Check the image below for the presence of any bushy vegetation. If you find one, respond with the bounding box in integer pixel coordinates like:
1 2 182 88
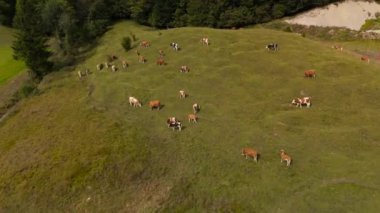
361 18 380 31
121 36 132 51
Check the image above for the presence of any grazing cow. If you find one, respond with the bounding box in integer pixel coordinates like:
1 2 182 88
291 97 311 108
304 70 316 78
179 90 186 99
280 149 292 167
241 148 258 163
179 65 190 73
156 58 165 65
129 96 142 107
170 42 179 51
192 103 200 114
140 40 150 48
135 50 141 56
139 55 146 63
188 114 198 123
361 56 370 63
122 60 128 69
167 120 182 131
96 64 104 71
105 62 111 69
111 65 117 72
266 43 278 51
167 117 177 127
78 69 89 79
331 45 343 51
200 37 209 46
112 55 118 60
149 100 161 110
159 49 165 57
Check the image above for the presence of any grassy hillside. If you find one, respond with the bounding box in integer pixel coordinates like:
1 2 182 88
0 25 25 84
0 21 380 212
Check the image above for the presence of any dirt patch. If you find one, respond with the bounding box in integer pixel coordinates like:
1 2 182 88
285 0 380 30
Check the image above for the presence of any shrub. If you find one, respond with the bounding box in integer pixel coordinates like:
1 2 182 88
129 32 137 42
17 82 36 98
122 36 132 52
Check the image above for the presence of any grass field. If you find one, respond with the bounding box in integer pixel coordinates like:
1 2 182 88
0 26 25 84
0 21 380 212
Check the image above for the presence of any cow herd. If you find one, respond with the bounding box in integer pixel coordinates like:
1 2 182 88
78 34 373 168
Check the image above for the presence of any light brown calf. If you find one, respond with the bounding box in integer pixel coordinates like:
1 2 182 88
361 56 370 63
280 149 292 167
140 40 150 48
188 114 198 123
156 58 165 65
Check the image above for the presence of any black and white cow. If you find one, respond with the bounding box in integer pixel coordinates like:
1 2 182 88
167 118 182 131
266 43 279 51
170 42 179 51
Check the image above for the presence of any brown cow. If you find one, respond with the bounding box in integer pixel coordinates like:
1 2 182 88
361 56 370 63
149 100 161 110
188 114 198 123
304 70 316 78
156 58 165 65
280 149 292 167
140 40 150 48
241 148 258 162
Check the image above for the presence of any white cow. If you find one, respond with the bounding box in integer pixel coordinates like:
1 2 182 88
192 103 200 114
111 65 117 72
179 90 186 99
129 96 142 107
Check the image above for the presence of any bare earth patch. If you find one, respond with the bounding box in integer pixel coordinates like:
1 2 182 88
285 0 380 30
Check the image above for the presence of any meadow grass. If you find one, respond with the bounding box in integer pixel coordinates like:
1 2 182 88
0 25 25 84
0 21 380 212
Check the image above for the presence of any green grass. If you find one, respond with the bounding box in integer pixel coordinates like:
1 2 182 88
0 26 25 84
0 21 380 212
361 18 380 31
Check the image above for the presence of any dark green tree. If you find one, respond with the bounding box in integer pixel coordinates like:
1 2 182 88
12 0 53 79
121 36 132 51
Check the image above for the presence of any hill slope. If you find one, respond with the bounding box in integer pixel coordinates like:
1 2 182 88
0 21 380 212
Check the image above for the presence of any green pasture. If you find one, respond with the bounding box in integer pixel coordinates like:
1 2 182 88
0 21 379 212
0 26 25 84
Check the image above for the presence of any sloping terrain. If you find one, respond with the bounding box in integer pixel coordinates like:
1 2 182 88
0 21 380 212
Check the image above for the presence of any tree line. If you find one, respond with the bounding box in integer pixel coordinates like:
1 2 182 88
2 0 342 78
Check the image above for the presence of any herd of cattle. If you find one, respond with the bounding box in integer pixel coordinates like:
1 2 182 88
77 35 373 167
